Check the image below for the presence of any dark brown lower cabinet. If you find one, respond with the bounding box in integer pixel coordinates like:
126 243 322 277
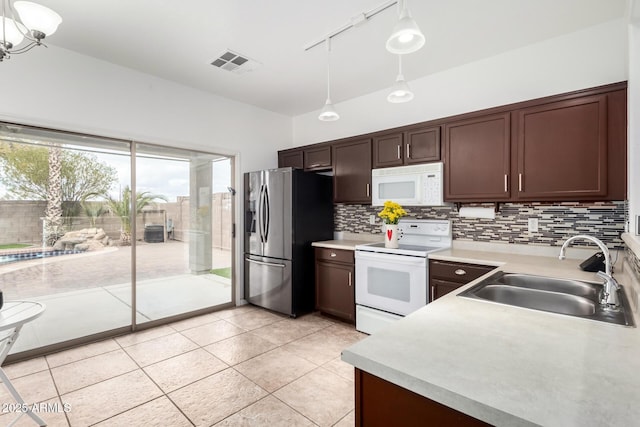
355 369 490 426
315 248 355 322
429 260 495 301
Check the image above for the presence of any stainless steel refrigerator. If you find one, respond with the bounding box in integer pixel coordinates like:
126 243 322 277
244 167 333 317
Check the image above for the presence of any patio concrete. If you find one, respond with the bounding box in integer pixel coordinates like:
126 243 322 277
0 240 233 354
11 274 232 354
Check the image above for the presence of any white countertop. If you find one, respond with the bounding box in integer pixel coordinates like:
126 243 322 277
312 239 371 251
342 246 640 426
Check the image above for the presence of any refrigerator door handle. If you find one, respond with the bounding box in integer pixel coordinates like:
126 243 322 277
245 257 286 268
258 184 266 243
264 185 270 242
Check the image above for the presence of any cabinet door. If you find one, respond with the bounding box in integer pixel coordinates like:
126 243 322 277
444 113 511 202
333 138 372 204
405 126 440 164
304 145 332 171
430 278 463 301
278 150 303 169
514 95 608 200
373 133 404 168
316 261 355 322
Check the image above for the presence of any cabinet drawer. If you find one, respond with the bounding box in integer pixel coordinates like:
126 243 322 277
315 247 354 264
429 260 494 283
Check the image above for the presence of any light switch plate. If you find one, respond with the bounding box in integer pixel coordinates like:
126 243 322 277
528 218 539 233
369 215 376 225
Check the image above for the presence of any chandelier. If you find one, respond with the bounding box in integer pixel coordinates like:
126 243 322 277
0 0 62 62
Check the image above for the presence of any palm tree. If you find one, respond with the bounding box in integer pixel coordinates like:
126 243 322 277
44 145 63 246
106 186 167 244
82 201 108 228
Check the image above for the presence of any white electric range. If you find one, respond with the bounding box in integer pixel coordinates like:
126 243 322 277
354 219 452 335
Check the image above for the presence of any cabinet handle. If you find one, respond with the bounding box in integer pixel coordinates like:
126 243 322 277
330 252 337 257
407 143 411 159
519 173 523 192
454 269 466 276
504 174 508 193
430 286 435 302
348 272 352 287
397 145 401 160
309 163 321 168
366 183 370 197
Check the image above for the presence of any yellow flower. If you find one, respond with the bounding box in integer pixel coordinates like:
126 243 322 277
377 200 407 225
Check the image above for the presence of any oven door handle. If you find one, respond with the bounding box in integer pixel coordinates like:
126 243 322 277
355 250 427 266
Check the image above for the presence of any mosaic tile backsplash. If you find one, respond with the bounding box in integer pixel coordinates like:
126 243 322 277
335 201 627 249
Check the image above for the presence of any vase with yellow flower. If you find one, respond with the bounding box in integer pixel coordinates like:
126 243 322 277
378 200 407 248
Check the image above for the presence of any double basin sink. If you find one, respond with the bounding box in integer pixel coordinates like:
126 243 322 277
458 271 634 327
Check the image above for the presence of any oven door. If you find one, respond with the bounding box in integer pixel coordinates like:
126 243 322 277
355 250 427 316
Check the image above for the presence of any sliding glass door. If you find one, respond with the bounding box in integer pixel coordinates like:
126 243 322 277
0 124 133 353
0 122 234 356
133 143 233 326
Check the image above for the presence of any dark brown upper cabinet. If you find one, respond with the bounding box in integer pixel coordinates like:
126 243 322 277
373 133 404 168
332 138 372 204
303 144 332 171
372 126 440 169
278 149 303 169
513 95 608 201
405 126 441 164
444 113 511 202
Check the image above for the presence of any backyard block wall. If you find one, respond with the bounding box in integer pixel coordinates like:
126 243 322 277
0 194 232 249
0 201 47 245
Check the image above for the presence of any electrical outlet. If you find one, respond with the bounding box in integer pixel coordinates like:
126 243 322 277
528 218 539 233
369 215 376 225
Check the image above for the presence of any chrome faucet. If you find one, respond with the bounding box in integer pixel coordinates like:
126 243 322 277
558 235 620 308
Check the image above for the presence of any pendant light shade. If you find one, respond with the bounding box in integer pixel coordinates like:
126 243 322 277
388 55 414 103
318 37 340 121
319 99 340 121
386 0 425 54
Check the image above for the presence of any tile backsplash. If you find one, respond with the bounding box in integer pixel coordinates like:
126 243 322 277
334 201 626 249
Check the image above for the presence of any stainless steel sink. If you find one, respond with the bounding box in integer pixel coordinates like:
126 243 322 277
458 271 635 326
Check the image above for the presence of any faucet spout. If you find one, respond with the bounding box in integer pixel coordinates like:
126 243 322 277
558 235 611 276
558 235 618 308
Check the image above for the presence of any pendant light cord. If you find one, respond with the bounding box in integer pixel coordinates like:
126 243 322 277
326 37 332 100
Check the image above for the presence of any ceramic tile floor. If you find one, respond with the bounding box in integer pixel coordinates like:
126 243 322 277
0 305 366 427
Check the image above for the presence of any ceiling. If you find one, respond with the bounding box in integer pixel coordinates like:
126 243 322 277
35 0 627 117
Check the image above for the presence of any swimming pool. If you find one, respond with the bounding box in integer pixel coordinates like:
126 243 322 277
0 249 86 266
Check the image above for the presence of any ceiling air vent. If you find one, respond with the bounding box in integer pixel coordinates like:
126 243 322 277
210 50 261 74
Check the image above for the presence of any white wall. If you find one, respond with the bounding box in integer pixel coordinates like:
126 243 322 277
629 11 640 235
292 19 628 146
0 45 293 306
0 45 290 173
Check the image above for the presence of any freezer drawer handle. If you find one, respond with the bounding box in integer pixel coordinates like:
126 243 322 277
245 258 286 268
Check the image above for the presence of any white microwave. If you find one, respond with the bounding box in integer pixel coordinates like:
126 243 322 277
371 162 443 206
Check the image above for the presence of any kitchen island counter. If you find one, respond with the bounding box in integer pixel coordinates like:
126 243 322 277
342 245 640 426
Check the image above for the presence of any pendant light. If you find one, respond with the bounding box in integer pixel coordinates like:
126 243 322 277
387 55 414 103
318 37 339 121
386 0 425 54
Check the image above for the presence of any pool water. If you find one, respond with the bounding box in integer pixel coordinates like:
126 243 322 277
0 249 85 266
